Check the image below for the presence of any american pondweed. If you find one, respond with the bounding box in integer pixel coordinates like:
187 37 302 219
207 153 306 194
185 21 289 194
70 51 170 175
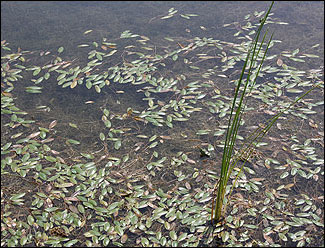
2 2 323 247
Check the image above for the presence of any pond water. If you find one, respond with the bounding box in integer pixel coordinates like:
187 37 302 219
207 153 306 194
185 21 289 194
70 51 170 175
1 1 324 247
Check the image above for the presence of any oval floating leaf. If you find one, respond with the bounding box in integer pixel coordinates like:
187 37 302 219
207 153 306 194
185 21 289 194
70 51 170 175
170 230 177 240
114 140 121 150
67 139 80 145
58 46 64 53
84 29 93 35
99 132 105 141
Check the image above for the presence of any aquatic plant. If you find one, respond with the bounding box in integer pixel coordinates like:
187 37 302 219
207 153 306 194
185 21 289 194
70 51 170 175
211 1 322 225
211 1 275 225
1 2 324 247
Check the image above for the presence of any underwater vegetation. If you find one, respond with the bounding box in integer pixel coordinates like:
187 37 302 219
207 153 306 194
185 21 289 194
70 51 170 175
1 1 324 247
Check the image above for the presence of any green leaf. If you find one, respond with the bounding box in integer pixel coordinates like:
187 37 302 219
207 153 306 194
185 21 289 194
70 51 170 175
279 232 287 241
104 120 111 128
86 81 92 89
58 46 64 53
33 68 41 76
64 240 79 247
178 232 187 242
69 123 78 129
149 135 157 142
10 193 26 201
103 109 110 116
289 57 305 62
45 156 56 162
114 140 121 150
115 225 124 236
67 139 80 145
149 141 158 148
141 237 149 246
44 72 50 80
80 152 94 159
164 37 174 42
84 29 93 35
180 14 190 19
222 231 230 242
99 132 105 141
170 230 177 240
95 85 101 93
27 215 35 225
20 236 28 246
2 142 12 150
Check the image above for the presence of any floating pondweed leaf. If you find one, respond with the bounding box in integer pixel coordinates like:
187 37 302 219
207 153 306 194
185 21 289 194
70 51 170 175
45 155 56 162
288 57 305 62
149 135 157 142
106 49 117 57
70 79 77 89
66 139 80 145
10 192 26 201
84 29 93 35
63 81 73 88
27 131 40 139
25 86 42 93
48 120 58 129
278 232 288 241
196 129 210 135
114 140 121 150
92 41 99 48
58 47 64 53
302 53 320 58
99 132 105 141
286 88 303 93
55 182 74 188
95 85 101 93
1 7 323 246
276 58 283 66
78 44 90 48
86 81 92 89
69 122 78 129
160 14 174 19
32 67 41 76
255 142 268 147
120 234 128 243
169 230 177 241
243 224 258 230
57 73 67 81
2 142 12 151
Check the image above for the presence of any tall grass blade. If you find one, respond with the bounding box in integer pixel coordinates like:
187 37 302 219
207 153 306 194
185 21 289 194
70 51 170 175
211 1 274 225
211 0 322 226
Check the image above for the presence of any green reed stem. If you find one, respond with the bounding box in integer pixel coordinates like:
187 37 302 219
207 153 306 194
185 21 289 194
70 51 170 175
211 1 274 225
211 0 323 225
